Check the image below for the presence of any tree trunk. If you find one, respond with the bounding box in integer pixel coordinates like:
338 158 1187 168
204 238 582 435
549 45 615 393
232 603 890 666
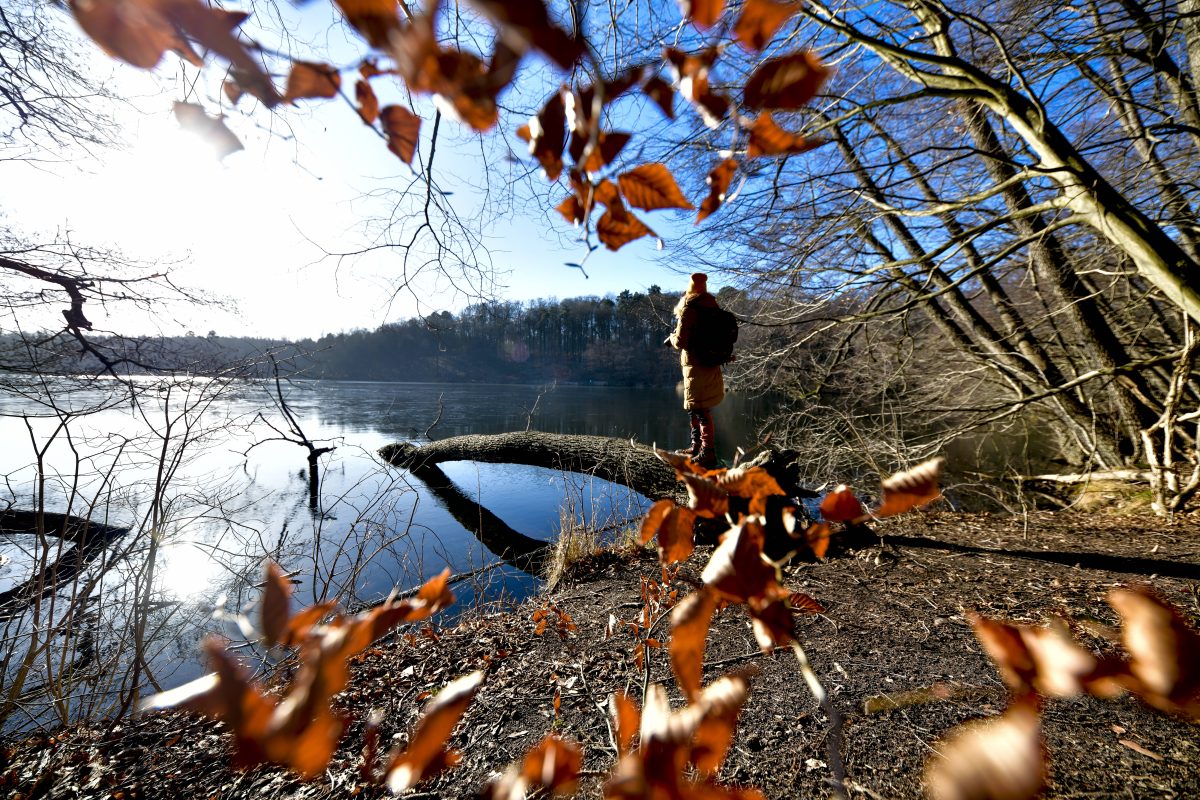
379 432 684 503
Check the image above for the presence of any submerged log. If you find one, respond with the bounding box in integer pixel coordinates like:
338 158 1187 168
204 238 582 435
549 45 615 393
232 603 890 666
380 432 682 502
0 510 128 614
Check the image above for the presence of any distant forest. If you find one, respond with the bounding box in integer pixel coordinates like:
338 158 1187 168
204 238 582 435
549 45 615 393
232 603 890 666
295 288 688 385
6 287 733 386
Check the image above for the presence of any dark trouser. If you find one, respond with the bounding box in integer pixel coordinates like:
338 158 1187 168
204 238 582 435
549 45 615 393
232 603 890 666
688 408 716 465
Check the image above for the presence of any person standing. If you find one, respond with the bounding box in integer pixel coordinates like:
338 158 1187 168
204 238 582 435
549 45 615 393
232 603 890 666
666 272 725 469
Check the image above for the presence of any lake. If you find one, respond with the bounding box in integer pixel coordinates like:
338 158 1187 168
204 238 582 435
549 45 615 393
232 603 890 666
0 378 770 730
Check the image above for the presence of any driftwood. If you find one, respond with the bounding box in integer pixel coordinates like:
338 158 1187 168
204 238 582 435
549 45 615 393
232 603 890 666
380 432 683 502
0 510 128 614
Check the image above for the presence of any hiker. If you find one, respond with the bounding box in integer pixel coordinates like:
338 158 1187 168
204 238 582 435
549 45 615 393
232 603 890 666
665 272 730 469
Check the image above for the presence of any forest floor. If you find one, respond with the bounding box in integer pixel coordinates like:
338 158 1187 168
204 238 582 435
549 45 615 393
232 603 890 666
4 510 1200 799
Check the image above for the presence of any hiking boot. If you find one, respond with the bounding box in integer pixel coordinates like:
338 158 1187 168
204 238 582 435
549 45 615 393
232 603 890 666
674 424 702 458
691 448 718 470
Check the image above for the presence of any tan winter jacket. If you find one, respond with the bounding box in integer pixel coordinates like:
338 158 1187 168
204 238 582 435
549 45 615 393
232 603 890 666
669 292 726 410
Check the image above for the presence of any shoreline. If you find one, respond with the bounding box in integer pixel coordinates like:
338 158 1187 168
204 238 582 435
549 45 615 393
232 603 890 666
4 510 1199 799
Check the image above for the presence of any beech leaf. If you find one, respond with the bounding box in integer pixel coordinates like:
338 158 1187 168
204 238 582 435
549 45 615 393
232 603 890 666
743 50 830 110
596 207 655 251
618 164 695 211
679 0 725 30
333 0 402 49
518 91 567 181
284 61 341 103
1108 586 1200 719
469 0 583 70
819 485 863 523
261 562 292 648
697 158 738 223
381 105 422 165
356 79 380 125
876 457 945 517
670 588 718 700
924 700 1046 800
173 102 243 160
384 671 485 792
746 112 825 158
641 75 676 120
734 0 799 52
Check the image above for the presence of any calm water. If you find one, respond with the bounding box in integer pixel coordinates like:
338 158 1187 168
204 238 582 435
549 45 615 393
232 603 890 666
0 379 769 721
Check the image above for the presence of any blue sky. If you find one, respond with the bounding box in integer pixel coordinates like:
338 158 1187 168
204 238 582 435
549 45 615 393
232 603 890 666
4 1 700 340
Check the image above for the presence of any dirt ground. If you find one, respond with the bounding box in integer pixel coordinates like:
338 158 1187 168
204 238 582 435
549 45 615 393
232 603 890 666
4 510 1199 799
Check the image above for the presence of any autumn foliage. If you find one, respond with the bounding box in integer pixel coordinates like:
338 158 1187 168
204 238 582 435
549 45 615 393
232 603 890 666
69 0 830 253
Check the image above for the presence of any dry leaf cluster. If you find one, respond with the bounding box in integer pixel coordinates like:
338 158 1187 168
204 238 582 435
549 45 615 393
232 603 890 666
69 0 829 250
926 586 1200 800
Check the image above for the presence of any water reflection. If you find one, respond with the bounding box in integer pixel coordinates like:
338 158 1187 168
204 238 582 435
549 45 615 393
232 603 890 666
0 379 767 730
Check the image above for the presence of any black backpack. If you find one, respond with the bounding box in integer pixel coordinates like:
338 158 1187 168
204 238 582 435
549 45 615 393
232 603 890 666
686 304 739 367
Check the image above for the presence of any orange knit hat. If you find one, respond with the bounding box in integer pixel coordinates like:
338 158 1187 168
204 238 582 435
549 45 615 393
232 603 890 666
688 272 708 294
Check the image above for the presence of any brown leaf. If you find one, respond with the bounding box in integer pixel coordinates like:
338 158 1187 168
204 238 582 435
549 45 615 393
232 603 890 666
173 102 243 160
70 0 192 70
359 58 393 80
556 194 585 225
924 700 1046 800
571 131 632 173
734 0 799 51
664 46 727 128
610 691 640 756
520 735 582 794
618 164 695 211
384 671 485 792
805 521 832 559
690 673 750 775
746 112 825 158
261 562 292 648
333 0 402 49
517 91 567 181
670 588 718 700
1118 739 1163 760
697 158 738 223
280 601 339 648
749 597 794 652
381 105 422 164
470 0 583 69
876 457 945 517
356 79 380 125
641 75 676 120
596 207 655 252
681 472 730 519
657 505 698 564
700 520 780 604
716 466 785 516
284 61 341 103
679 0 725 30
743 50 830 110
640 499 677 546
788 591 825 614
969 613 1124 700
1108 586 1200 720
575 68 645 125
819 485 863 523
222 79 243 105
165 2 280 106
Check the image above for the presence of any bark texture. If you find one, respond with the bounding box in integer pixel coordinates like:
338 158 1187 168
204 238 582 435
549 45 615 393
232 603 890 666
379 432 684 504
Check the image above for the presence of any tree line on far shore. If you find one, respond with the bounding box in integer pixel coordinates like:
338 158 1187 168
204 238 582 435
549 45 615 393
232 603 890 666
2 286 736 387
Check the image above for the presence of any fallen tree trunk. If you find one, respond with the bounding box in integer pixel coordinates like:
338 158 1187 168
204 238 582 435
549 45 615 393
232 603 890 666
0 510 128 614
379 432 682 502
